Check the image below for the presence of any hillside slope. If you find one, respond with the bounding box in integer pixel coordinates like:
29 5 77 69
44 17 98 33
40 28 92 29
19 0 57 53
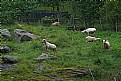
1 24 121 81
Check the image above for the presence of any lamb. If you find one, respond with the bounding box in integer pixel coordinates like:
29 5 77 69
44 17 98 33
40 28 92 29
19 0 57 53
82 28 96 35
103 40 110 49
43 39 57 53
85 36 100 42
51 22 60 26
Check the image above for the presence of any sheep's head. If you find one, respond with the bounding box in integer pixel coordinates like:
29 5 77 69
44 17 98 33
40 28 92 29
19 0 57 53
42 39 46 43
95 38 101 41
103 40 107 43
81 30 86 33
103 40 110 49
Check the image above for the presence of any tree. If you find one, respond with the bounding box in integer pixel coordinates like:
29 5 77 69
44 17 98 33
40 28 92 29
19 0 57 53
99 0 121 31
38 0 64 12
1 0 38 24
71 0 104 27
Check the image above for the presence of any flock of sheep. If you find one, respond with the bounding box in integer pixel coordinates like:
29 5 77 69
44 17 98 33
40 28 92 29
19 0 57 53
42 22 110 53
82 28 110 49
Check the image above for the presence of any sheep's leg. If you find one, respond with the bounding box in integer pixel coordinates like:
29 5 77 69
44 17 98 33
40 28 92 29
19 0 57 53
86 40 88 43
88 32 90 35
45 47 48 54
53 49 56 54
51 48 55 53
55 48 57 53
94 31 96 35
53 49 55 54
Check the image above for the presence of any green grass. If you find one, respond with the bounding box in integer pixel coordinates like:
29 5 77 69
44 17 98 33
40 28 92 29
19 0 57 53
1 24 121 81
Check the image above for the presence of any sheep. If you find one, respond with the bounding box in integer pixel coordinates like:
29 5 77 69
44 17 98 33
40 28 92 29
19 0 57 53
85 36 100 42
82 28 96 35
43 39 57 53
103 40 110 49
51 22 60 26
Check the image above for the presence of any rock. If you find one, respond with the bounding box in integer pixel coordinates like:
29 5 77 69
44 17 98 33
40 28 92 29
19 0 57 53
14 29 37 42
69 69 86 78
34 53 56 61
0 29 11 37
2 55 18 64
44 68 86 80
61 69 86 78
0 46 10 53
34 63 47 73
0 63 17 69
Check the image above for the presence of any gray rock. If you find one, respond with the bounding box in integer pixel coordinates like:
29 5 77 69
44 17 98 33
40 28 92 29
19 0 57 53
44 68 86 80
2 55 18 63
34 53 56 61
14 29 37 42
0 46 10 53
0 29 11 37
0 63 17 69
34 63 47 73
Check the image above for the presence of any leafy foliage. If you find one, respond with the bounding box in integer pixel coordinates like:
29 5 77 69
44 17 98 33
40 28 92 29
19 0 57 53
99 0 121 31
71 1 104 27
1 1 39 24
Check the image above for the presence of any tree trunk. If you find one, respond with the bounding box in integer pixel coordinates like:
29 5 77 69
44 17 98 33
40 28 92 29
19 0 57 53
99 18 103 31
56 1 60 12
52 6 55 12
115 19 118 32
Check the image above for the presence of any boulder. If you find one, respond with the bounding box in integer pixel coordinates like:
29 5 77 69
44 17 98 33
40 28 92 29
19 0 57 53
34 53 56 61
2 55 18 64
0 63 17 69
0 46 10 53
14 29 37 42
0 29 11 37
34 63 47 73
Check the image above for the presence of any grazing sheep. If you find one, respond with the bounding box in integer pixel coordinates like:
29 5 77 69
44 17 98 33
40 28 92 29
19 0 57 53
82 28 96 35
85 36 100 42
103 40 110 49
43 39 57 53
51 22 60 26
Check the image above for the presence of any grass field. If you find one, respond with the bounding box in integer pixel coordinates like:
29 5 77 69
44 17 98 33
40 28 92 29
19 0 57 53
1 24 121 81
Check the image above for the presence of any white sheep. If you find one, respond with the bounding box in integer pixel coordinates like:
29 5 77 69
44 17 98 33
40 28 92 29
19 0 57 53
51 22 60 26
82 28 96 35
85 36 100 42
43 39 57 53
103 40 110 49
